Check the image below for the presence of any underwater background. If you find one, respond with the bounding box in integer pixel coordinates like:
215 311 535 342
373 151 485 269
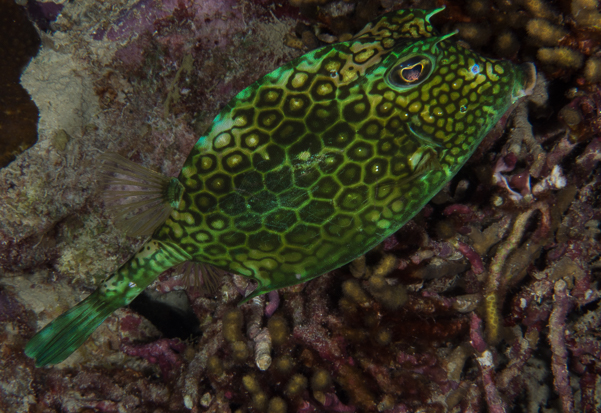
1 0 600 412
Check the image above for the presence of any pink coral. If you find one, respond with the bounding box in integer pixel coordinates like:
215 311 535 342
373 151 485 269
121 338 186 379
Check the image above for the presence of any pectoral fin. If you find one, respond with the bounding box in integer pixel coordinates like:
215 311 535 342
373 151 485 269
99 153 184 236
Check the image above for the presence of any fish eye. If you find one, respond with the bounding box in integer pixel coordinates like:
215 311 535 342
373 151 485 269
386 55 433 89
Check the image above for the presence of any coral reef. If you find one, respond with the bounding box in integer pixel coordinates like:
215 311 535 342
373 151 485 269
1 0 601 412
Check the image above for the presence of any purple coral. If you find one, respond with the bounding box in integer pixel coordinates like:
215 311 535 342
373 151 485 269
121 338 186 379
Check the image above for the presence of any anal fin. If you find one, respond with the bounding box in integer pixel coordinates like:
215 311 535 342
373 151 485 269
178 261 225 295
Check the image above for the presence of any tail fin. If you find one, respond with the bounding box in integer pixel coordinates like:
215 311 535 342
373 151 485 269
25 239 189 366
24 290 121 367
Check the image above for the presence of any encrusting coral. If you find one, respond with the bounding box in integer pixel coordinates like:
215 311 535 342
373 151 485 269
1 0 601 412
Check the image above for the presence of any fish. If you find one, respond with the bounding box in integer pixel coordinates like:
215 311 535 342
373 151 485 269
25 7 535 367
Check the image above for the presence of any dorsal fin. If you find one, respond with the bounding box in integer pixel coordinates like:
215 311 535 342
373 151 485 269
99 153 184 237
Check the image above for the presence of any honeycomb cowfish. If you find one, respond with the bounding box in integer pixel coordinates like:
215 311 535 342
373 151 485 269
25 8 535 366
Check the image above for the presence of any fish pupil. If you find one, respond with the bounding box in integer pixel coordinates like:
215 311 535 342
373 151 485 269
387 55 432 88
401 64 423 82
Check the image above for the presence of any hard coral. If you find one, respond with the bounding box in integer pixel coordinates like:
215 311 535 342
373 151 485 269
435 0 601 83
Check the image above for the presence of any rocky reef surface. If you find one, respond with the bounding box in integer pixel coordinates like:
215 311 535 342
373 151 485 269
1 0 600 412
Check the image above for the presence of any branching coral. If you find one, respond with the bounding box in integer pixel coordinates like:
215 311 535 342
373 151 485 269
549 280 574 413
439 0 601 83
484 201 550 344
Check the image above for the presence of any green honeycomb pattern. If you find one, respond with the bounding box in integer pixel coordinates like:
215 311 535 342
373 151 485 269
154 9 529 299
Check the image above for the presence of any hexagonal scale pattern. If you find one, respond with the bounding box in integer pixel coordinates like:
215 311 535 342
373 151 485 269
153 8 527 298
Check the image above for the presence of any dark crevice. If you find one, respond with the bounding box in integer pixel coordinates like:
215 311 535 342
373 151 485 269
129 289 202 340
0 0 41 168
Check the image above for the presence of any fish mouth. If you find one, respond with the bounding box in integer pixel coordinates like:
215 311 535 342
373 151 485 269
516 62 537 98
